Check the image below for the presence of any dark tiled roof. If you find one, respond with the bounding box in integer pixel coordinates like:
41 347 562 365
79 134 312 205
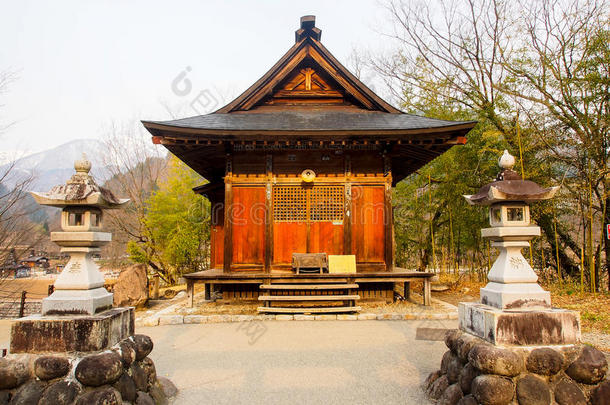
143 111 475 133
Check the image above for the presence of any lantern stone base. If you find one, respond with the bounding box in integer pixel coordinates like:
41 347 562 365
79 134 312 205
10 307 134 353
480 282 551 310
42 287 113 316
458 302 580 346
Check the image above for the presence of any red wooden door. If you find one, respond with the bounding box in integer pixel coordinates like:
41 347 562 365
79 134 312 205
231 186 266 268
351 185 385 267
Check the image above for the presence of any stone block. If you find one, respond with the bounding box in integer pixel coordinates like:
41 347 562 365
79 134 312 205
294 315 315 321
275 315 293 321
158 315 183 325
183 315 208 324
10 307 134 353
336 314 357 321
458 302 580 346
207 314 231 323
314 315 336 321
357 313 377 320
142 317 159 327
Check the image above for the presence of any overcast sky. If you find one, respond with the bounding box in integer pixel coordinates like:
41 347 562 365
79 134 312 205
0 0 392 156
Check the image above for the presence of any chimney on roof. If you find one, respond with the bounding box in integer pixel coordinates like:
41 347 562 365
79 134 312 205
295 15 322 43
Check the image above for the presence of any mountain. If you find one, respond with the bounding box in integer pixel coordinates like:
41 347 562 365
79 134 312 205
0 139 111 192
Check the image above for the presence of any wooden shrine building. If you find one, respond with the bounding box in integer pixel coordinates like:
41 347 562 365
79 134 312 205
142 16 475 312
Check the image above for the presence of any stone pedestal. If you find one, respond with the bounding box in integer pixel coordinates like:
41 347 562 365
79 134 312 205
459 302 580 346
10 307 134 353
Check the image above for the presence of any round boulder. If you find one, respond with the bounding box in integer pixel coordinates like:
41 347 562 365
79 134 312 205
424 370 443 390
39 381 81 405
75 387 122 405
565 346 608 384
75 351 123 387
446 356 464 384
10 380 46 405
471 375 515 405
428 375 450 400
457 395 478 405
0 358 29 390
113 372 137 402
112 263 148 308
117 339 137 367
469 344 524 377
136 391 155 405
441 351 456 374
34 356 71 380
516 375 551 405
158 376 178 398
140 357 157 386
131 363 149 392
526 348 564 376
445 330 462 354
458 363 479 395
132 335 154 361
456 334 478 363
590 380 610 405
438 383 463 405
553 378 586 405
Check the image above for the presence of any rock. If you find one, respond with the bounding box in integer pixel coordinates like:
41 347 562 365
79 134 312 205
75 351 124 387
590 380 610 405
456 334 478 362
441 351 455 374
445 330 462 353
424 370 443 390
157 377 178 398
0 358 29 390
438 383 463 405
526 348 564 376
149 383 168 405
457 395 478 405
471 375 515 405
112 263 148 308
9 380 46 405
117 339 137 367
428 375 450 400
34 356 71 380
458 363 479 395
130 363 149 392
75 387 122 405
446 356 463 384
132 335 154 361
113 373 137 402
0 391 9 405
140 357 157 389
565 345 608 384
39 381 81 405
515 375 551 405
553 378 587 405
174 291 187 299
135 391 154 405
469 344 524 377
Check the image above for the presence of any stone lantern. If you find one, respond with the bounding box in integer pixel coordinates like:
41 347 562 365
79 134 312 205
460 150 580 346
30 154 129 315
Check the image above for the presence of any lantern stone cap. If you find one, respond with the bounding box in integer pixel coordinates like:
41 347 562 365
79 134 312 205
30 153 129 208
464 150 559 206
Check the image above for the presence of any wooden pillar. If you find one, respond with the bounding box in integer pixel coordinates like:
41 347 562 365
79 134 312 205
186 280 194 308
383 154 394 271
264 154 273 272
403 281 411 300
423 278 431 306
223 155 233 273
343 154 352 255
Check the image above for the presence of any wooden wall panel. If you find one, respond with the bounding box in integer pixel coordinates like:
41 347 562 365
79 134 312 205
210 202 224 268
351 185 386 267
231 186 266 268
273 222 308 264
309 222 343 255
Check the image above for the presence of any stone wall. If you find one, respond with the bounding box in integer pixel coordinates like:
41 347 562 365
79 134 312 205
424 329 609 405
0 334 177 405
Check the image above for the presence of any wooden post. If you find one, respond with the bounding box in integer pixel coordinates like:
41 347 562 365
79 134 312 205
264 154 273 272
204 283 212 301
152 273 159 300
384 155 393 270
186 280 194 308
19 291 26 318
403 282 411 300
344 155 352 255
223 155 233 273
422 279 431 306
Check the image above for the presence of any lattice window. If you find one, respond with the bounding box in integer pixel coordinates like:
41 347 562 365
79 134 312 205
273 186 344 222
273 186 307 222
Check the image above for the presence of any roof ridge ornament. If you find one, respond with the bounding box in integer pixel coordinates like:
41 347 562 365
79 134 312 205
295 15 321 43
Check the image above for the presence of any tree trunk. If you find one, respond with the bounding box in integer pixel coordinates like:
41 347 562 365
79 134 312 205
605 195 610 291
536 212 580 276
